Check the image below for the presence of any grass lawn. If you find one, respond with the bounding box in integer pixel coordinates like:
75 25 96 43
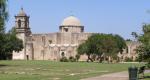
144 73 150 80
0 60 144 80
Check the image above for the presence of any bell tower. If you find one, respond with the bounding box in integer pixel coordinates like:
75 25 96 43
13 8 32 60
15 8 31 36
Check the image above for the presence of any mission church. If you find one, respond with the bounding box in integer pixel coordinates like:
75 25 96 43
12 8 139 61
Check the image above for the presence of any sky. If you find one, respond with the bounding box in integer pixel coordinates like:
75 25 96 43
6 0 150 39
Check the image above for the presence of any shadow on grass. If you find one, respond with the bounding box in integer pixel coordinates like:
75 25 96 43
138 76 150 80
144 76 150 79
0 64 8 67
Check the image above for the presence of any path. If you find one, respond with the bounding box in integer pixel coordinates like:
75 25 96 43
81 70 150 80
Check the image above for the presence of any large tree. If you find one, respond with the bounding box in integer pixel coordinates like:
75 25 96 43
77 34 104 62
77 33 126 62
0 0 8 57
98 34 126 62
0 0 23 60
135 24 150 62
114 35 127 54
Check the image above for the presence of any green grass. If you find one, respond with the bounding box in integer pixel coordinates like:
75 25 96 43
0 60 144 80
144 73 150 80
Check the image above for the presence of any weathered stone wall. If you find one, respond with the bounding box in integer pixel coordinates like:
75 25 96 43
13 33 26 60
28 32 93 60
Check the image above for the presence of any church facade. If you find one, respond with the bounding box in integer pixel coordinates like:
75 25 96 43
12 8 139 61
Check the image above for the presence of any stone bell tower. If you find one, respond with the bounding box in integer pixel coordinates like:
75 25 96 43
13 8 32 60
15 8 31 36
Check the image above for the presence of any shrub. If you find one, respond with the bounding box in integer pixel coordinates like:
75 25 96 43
60 57 68 62
146 61 150 68
69 56 76 62
75 54 80 61
124 57 133 62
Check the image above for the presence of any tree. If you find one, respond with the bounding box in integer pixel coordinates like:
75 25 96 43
98 34 125 62
6 27 23 52
0 0 8 33
0 0 23 60
75 54 80 61
0 27 23 59
131 32 138 40
77 33 126 62
77 42 93 62
0 0 8 58
114 34 127 54
135 24 150 62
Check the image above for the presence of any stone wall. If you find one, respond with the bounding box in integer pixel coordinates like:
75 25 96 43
27 32 93 60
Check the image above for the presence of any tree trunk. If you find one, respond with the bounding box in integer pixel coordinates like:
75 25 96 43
97 55 102 63
108 56 110 63
87 55 93 62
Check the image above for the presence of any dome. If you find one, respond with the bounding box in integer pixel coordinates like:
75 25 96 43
61 16 82 26
17 8 27 16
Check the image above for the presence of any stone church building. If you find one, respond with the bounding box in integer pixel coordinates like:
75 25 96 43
12 8 139 61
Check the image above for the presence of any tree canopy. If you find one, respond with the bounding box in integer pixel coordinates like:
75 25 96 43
0 0 23 60
0 0 8 32
135 24 150 62
77 33 127 62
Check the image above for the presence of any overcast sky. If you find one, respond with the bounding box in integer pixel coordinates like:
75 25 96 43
6 0 150 39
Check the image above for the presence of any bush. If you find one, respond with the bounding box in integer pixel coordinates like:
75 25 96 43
60 56 77 62
60 57 68 62
146 61 150 68
69 56 76 62
75 54 80 61
124 57 133 62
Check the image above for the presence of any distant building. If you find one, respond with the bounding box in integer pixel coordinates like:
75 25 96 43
12 8 140 61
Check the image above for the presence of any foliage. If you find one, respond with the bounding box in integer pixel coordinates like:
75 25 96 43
0 0 8 54
6 27 23 52
124 57 133 62
77 42 88 55
114 35 127 54
146 61 150 68
77 33 126 62
0 27 23 59
75 54 80 61
0 0 23 59
0 0 8 34
60 57 68 62
60 56 77 62
0 0 8 59
126 39 132 41
69 56 76 62
131 32 138 40
134 24 150 62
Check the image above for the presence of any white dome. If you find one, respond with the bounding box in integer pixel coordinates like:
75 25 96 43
61 16 82 26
